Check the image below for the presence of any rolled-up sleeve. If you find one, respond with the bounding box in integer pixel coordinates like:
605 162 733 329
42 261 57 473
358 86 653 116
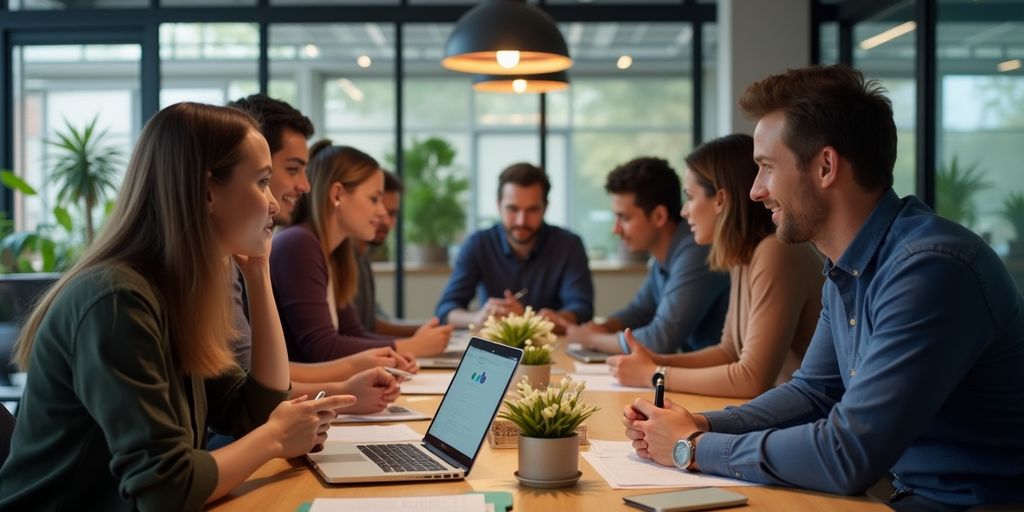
628 244 728 353
204 365 289 439
71 291 218 512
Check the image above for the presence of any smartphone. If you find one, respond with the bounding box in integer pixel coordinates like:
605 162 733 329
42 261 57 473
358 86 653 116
566 346 610 363
623 488 748 512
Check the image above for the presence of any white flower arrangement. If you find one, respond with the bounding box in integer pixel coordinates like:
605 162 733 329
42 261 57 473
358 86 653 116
478 306 557 365
498 376 600 438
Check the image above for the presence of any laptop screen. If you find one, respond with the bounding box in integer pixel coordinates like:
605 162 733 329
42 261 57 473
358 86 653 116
423 338 522 469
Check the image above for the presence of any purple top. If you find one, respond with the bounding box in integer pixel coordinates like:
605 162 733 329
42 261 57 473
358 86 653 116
270 224 395 363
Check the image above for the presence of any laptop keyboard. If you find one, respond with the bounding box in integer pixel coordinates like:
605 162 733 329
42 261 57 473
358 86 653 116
356 443 447 473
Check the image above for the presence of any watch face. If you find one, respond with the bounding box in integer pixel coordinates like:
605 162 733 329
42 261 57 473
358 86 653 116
672 439 693 469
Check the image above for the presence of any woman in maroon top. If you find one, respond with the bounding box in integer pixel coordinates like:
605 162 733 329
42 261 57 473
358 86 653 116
270 142 453 362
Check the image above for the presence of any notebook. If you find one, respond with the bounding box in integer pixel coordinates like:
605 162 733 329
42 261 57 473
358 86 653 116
307 337 522 484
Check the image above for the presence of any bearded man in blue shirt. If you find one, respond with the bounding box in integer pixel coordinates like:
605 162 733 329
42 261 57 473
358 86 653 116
623 64 1024 511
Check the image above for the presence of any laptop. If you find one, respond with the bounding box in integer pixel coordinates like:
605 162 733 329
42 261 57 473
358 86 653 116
417 329 473 369
308 336 522 484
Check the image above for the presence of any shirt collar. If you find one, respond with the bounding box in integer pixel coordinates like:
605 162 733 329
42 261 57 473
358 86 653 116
655 222 691 275
827 188 903 278
499 222 550 259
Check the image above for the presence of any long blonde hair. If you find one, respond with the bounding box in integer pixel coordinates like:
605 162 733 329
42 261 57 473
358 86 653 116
15 102 258 377
292 142 380 307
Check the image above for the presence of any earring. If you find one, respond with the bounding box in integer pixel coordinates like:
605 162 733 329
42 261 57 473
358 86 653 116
334 200 340 207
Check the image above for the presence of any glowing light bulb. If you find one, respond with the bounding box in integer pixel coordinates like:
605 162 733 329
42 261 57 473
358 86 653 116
512 79 528 93
616 55 633 70
357 55 372 68
496 50 521 69
302 44 320 59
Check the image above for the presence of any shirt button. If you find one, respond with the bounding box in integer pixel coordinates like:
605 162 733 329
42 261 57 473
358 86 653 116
829 270 837 277
850 368 857 377
849 318 856 327
734 472 742 478
852 269 860 276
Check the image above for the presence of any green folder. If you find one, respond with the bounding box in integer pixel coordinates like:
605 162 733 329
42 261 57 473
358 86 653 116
296 491 513 511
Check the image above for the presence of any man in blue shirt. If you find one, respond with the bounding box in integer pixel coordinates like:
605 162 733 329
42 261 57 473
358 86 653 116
435 163 594 329
567 157 729 353
623 65 1024 510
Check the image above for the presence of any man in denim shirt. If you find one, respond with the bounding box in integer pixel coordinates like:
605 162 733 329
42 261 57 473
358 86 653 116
623 65 1024 510
567 157 729 354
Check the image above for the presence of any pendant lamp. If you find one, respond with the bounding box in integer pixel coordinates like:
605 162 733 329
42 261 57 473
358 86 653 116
443 0 572 75
472 71 569 93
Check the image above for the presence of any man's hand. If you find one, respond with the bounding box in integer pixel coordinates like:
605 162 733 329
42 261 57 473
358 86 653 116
625 398 704 467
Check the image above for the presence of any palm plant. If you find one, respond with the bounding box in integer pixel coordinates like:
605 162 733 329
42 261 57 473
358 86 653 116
1001 191 1024 248
48 116 122 243
935 156 990 228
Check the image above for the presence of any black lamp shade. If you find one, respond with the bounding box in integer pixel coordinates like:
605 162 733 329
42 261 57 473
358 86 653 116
472 71 569 93
443 0 572 75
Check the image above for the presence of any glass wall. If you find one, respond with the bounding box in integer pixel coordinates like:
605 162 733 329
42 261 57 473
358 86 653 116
160 23 260 108
936 5 1024 289
11 43 140 242
548 22 695 261
852 0 917 197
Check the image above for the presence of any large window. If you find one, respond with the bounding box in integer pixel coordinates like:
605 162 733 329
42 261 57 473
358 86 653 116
936 11 1024 289
11 43 140 238
160 23 260 108
549 22 695 261
853 1 917 197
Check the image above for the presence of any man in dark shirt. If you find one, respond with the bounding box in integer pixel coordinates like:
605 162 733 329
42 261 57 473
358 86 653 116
435 163 594 329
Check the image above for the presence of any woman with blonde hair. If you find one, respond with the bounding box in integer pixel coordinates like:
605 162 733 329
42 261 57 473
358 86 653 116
0 103 352 510
609 134 823 398
271 141 452 362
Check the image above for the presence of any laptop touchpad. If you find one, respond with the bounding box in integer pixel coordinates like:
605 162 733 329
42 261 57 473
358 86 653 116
317 453 367 463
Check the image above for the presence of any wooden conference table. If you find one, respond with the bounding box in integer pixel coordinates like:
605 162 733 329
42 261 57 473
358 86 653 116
208 345 887 512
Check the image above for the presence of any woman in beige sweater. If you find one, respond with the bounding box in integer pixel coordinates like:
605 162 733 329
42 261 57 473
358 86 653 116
608 134 823 398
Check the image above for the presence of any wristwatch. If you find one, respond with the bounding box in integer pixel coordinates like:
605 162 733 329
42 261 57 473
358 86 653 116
672 431 704 470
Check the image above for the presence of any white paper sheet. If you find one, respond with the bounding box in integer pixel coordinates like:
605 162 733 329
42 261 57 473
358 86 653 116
567 373 650 392
573 362 612 375
310 494 486 512
583 439 759 489
325 423 422 443
332 404 430 424
400 372 455 395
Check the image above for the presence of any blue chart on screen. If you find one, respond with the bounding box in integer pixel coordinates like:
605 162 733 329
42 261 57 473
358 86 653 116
427 346 517 457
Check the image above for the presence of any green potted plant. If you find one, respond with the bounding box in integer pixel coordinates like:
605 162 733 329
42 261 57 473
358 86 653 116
1001 191 1024 258
936 156 990 228
478 306 557 388
498 376 599 488
48 115 122 243
386 137 468 264
0 171 77 274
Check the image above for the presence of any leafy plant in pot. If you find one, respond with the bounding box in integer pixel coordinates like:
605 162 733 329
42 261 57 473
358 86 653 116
385 137 468 264
478 306 557 389
499 376 599 488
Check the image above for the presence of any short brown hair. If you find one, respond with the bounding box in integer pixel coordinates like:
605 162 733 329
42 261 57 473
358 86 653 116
497 163 550 204
605 157 683 224
685 134 774 270
739 65 896 191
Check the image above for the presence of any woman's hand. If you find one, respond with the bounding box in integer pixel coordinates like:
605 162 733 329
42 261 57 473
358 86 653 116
345 347 420 375
396 317 454 357
262 394 355 458
335 367 401 414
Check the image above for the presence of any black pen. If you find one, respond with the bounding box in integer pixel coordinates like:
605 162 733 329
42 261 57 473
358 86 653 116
653 372 665 408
